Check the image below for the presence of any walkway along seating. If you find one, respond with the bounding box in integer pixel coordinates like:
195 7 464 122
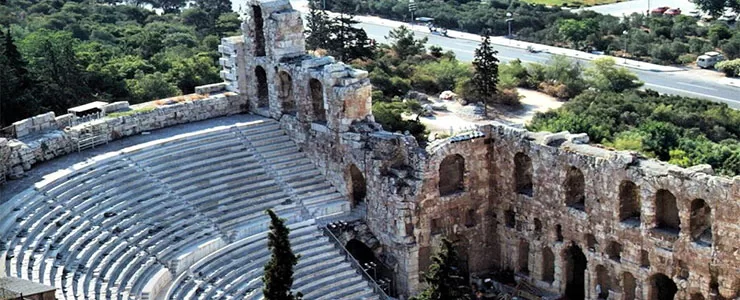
0 117 371 300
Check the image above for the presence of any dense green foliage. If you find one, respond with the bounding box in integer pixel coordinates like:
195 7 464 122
323 0 740 65
304 0 374 62
262 209 302 300
529 91 740 176
0 0 239 127
411 238 471 300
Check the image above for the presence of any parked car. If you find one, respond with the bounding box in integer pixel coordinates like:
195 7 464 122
718 12 737 22
651 6 670 15
696 51 725 69
665 8 682 15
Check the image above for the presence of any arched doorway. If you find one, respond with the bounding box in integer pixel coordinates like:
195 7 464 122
309 79 326 123
565 244 587 300
255 66 269 108
348 164 366 207
649 273 678 300
690 199 712 245
439 154 465 196
252 5 266 56
514 152 533 196
277 71 295 115
542 247 555 284
655 189 680 235
565 166 585 210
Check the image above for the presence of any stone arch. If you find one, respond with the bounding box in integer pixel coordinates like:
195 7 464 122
623 272 636 300
309 78 326 123
565 243 588 300
518 239 530 275
595 265 611 299
438 154 465 196
607 241 622 262
252 5 266 56
655 189 680 235
542 247 555 284
649 273 678 300
564 166 585 210
348 164 366 207
514 152 533 196
277 71 295 115
690 199 712 245
618 180 641 224
255 66 269 108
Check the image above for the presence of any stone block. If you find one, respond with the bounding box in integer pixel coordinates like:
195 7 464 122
302 56 334 69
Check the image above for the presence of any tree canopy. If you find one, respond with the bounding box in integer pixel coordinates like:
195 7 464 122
262 209 303 300
412 238 471 300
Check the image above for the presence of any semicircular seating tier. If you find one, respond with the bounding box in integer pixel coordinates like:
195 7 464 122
0 117 377 300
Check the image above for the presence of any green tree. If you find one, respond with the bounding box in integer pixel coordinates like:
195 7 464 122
126 71 179 102
694 0 739 17
329 0 374 61
472 31 501 115
639 121 681 161
412 238 471 300
1 29 37 126
305 0 332 51
584 57 643 92
262 209 302 300
558 19 597 50
386 25 427 60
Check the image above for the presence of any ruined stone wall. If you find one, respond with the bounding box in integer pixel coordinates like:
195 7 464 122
0 92 245 182
412 124 740 299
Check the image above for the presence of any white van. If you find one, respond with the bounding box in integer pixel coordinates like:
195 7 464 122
696 51 724 68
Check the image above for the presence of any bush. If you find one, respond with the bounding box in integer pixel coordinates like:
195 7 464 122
716 59 740 77
538 81 570 99
494 88 522 107
677 53 698 65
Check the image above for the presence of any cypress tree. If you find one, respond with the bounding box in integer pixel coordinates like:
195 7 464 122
412 238 471 300
262 209 302 300
305 0 331 51
472 30 500 118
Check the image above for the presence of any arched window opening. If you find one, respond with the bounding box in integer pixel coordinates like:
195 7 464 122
649 273 678 300
640 250 650 268
518 239 530 275
277 71 295 115
431 218 442 235
565 166 585 211
505 209 516 229
618 180 641 225
541 247 554 284
607 241 622 262
514 153 533 196
690 199 712 246
464 209 476 227
556 224 563 242
309 79 326 123
595 265 611 299
255 66 269 108
565 244 587 300
348 164 366 207
655 189 680 235
585 233 598 252
252 5 266 56
438 154 465 196
691 294 706 300
534 218 542 233
623 272 637 300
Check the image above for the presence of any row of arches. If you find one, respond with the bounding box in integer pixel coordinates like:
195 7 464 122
512 152 713 244
254 67 327 123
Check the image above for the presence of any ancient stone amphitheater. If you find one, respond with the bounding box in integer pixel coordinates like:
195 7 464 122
0 0 738 299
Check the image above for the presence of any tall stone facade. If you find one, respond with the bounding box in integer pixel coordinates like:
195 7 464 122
219 1 740 298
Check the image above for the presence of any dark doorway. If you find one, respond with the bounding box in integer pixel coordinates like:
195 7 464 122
255 66 268 108
349 164 366 206
277 71 295 115
438 154 465 196
252 5 266 56
565 244 587 300
345 239 395 297
309 79 326 123
650 273 678 300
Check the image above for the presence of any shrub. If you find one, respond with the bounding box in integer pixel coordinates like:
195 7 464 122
716 59 740 77
538 81 570 99
494 89 522 107
677 53 698 65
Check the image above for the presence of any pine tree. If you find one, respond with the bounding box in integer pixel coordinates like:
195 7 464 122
0 29 35 127
412 238 471 300
472 30 499 118
328 0 374 62
262 209 302 300
305 0 332 51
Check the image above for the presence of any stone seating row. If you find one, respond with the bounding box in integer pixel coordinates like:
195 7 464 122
0 117 356 299
167 219 378 300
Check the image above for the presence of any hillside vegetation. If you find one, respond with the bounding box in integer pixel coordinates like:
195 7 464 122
0 0 236 127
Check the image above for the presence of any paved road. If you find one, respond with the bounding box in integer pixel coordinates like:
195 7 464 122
360 22 740 108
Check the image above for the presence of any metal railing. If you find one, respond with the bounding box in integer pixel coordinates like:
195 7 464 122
320 225 392 300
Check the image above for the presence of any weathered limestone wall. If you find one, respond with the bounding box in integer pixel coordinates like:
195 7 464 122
0 92 245 182
414 124 740 299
